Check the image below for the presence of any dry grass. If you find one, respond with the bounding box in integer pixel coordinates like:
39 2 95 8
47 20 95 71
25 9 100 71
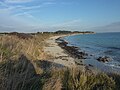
0 55 43 90
43 77 62 90
41 67 116 90
0 33 53 61
0 33 53 90
0 33 120 90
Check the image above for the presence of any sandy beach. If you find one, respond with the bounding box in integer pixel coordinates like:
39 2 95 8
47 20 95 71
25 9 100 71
44 35 86 71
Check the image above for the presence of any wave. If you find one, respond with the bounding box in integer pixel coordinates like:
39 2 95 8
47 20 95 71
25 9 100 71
105 63 120 68
107 47 120 50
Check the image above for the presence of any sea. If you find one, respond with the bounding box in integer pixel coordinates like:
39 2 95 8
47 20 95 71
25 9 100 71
64 32 120 73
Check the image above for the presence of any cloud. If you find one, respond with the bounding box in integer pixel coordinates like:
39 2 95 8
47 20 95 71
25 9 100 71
90 22 120 32
0 0 56 16
50 19 88 31
19 2 55 10
54 19 81 26
0 0 83 32
14 12 32 17
4 0 33 3
0 1 8 7
0 9 37 33
14 12 37 22
0 0 56 23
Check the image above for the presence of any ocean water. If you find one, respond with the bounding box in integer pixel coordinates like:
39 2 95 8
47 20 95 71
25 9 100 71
64 32 120 73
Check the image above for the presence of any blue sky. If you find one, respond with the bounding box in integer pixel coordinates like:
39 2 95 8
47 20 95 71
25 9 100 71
0 0 120 32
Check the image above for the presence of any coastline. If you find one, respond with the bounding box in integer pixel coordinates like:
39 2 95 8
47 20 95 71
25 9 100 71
1 32 119 89
44 35 77 68
44 34 97 73
59 33 120 74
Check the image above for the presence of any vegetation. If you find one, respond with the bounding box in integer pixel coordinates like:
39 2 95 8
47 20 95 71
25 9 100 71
0 32 119 90
54 30 94 34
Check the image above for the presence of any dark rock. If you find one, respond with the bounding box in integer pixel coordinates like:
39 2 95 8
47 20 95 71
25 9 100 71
90 54 93 56
97 56 111 62
56 37 88 60
88 64 94 67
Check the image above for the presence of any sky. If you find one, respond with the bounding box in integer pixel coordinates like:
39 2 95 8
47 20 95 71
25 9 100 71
0 0 120 32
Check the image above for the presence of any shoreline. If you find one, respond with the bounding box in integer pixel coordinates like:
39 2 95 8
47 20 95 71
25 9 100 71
55 35 99 72
44 35 77 68
44 33 120 74
1 32 120 90
59 33 120 74
44 34 98 73
55 37 88 60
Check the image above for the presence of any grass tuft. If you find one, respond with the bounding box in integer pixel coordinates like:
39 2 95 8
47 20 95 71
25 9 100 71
0 33 120 90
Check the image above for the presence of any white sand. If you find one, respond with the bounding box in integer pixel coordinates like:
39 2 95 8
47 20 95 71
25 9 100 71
44 36 75 68
44 35 85 69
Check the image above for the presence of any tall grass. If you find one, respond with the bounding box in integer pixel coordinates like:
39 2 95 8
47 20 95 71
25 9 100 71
48 68 115 90
0 33 52 90
0 33 52 61
0 33 120 90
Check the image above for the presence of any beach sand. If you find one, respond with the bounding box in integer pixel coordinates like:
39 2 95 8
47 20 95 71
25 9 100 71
44 35 85 70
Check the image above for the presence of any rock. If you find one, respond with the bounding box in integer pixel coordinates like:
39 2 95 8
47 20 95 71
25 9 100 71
90 54 94 56
89 64 94 67
97 56 111 62
56 37 88 59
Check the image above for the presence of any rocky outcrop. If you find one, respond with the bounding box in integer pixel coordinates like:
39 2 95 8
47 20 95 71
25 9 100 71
97 56 111 62
56 38 88 59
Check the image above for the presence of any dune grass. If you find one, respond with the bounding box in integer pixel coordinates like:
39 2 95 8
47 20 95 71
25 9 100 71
0 33 120 90
46 68 115 90
0 33 53 61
